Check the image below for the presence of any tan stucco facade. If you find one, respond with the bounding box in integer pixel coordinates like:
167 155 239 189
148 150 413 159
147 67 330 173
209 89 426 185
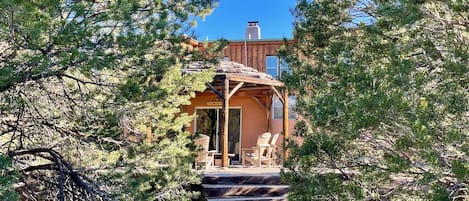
184 93 296 153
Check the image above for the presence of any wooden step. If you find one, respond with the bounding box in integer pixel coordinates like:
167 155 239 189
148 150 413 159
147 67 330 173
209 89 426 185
202 184 289 197
206 195 287 201
203 175 284 185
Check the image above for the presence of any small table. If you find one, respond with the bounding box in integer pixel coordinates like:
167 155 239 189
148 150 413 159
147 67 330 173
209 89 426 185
213 152 236 166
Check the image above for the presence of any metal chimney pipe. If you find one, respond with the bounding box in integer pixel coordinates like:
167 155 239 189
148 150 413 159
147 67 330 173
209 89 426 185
245 21 261 40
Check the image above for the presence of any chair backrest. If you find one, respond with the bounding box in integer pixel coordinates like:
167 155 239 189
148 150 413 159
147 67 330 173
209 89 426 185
256 132 271 157
234 142 240 155
194 134 210 162
267 133 280 158
257 132 271 144
270 133 279 146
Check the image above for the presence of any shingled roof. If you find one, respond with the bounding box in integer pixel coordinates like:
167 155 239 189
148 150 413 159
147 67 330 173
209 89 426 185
183 61 276 81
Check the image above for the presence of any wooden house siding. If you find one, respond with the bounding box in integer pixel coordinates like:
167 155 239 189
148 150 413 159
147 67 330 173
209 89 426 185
200 39 295 73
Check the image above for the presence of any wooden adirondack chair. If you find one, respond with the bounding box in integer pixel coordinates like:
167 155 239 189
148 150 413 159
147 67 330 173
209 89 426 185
241 132 272 167
194 134 214 169
268 133 280 166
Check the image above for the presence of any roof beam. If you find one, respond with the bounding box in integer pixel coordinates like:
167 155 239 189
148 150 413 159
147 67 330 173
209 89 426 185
228 82 244 99
206 82 223 99
252 96 267 112
271 86 284 104
225 74 284 87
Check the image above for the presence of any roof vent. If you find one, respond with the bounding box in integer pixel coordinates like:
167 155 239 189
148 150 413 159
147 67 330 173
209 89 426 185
245 21 261 40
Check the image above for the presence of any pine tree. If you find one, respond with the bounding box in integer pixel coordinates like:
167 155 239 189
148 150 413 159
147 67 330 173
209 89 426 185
282 0 468 200
0 0 218 200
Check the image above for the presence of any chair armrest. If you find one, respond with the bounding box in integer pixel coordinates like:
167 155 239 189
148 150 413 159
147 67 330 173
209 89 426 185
257 144 271 149
241 147 255 156
258 144 270 147
241 147 256 151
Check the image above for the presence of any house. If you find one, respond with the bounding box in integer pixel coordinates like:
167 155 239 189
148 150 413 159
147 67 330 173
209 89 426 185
183 22 297 168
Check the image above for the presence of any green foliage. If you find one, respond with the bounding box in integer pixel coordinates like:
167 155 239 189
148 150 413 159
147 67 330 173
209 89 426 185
0 155 18 201
283 0 469 200
112 134 201 200
451 160 469 181
0 0 219 200
430 185 451 201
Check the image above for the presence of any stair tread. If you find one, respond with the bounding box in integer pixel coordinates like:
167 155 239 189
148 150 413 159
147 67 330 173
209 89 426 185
207 195 287 201
203 175 285 185
201 175 290 199
203 186 289 197
202 184 289 188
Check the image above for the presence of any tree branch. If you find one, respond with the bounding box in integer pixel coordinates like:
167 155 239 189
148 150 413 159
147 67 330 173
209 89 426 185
8 148 110 199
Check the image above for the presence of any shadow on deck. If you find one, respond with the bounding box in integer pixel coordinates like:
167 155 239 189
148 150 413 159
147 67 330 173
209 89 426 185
195 165 289 201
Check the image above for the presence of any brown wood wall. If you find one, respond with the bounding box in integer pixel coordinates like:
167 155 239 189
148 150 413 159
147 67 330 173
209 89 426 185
201 40 295 73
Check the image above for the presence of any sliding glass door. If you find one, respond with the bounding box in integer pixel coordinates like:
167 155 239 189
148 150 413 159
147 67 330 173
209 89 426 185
195 108 241 161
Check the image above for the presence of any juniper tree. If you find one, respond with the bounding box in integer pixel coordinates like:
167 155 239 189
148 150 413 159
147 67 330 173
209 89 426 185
0 0 218 200
282 0 468 200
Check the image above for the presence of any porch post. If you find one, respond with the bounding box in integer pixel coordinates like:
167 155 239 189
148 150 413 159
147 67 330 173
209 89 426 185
282 89 289 160
222 79 230 168
266 96 272 131
146 122 152 145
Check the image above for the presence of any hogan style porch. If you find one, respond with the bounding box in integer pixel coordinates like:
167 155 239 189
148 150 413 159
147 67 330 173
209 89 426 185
183 61 290 168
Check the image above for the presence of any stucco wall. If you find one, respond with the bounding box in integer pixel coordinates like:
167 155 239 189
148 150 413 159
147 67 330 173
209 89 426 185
184 93 303 161
184 94 269 151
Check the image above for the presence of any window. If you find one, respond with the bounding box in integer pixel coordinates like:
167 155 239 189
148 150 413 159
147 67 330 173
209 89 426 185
266 55 289 79
272 96 297 119
218 56 230 62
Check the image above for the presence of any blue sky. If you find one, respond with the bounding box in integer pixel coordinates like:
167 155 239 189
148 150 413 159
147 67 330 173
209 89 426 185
192 0 296 41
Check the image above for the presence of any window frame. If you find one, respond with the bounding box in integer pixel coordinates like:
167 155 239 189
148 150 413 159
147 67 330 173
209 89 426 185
272 96 297 120
265 55 289 79
266 55 279 78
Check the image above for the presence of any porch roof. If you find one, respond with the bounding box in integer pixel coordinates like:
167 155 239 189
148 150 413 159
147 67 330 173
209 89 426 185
182 61 284 88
